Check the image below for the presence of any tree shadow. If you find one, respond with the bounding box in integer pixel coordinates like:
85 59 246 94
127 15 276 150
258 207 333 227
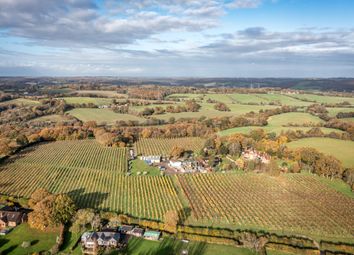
178 207 192 224
31 240 39 246
1 245 17 254
66 188 109 210
0 238 9 247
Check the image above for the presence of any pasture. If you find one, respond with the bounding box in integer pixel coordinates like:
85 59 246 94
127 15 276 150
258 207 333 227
287 137 354 168
29 114 70 123
326 107 354 117
75 90 127 98
0 98 40 106
292 94 354 105
67 108 144 124
61 96 113 106
218 112 338 136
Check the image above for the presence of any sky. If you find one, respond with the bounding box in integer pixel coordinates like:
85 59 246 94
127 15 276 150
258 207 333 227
0 0 353 77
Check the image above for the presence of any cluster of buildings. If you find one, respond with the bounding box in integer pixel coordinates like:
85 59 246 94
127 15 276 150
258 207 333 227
0 204 28 235
241 149 271 164
139 154 213 174
81 225 161 254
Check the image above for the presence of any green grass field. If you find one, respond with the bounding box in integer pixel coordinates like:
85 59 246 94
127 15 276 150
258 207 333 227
0 98 40 106
0 224 58 255
218 112 338 136
75 90 128 98
29 114 70 123
68 108 145 124
61 96 113 106
287 138 354 168
326 107 354 117
293 94 354 105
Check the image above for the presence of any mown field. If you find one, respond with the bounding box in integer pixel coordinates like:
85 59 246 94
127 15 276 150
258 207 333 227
0 140 353 241
67 108 145 124
218 112 341 136
178 173 354 240
135 137 206 156
287 138 354 168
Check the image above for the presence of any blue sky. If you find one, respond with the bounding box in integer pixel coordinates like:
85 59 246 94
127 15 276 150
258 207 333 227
0 0 353 77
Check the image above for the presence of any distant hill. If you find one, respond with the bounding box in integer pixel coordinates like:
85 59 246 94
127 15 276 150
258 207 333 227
1 77 354 91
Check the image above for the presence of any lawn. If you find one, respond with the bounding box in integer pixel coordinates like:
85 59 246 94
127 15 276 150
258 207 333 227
61 96 113 106
130 159 161 176
114 237 256 255
67 108 145 124
0 223 58 254
287 137 354 168
218 112 337 136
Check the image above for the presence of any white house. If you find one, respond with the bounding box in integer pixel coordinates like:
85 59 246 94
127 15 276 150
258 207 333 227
139 155 161 164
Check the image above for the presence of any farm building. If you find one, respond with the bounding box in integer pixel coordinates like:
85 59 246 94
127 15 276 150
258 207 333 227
128 227 144 237
143 230 161 241
168 160 207 173
119 225 134 233
139 155 162 164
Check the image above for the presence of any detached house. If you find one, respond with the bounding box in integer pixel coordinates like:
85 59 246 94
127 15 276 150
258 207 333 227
0 210 26 229
81 231 121 249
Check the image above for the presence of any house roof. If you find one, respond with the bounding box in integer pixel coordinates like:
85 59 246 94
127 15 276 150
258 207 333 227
0 211 23 223
82 231 120 242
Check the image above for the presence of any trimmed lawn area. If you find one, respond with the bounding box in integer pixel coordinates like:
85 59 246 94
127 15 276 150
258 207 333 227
0 223 58 254
112 237 256 255
67 108 145 124
130 159 161 176
287 137 354 168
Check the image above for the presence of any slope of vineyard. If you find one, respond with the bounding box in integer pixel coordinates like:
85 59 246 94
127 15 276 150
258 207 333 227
177 173 354 240
6 140 128 172
0 141 183 220
135 137 206 155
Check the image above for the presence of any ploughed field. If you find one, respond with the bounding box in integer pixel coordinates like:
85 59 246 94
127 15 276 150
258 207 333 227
0 140 353 241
